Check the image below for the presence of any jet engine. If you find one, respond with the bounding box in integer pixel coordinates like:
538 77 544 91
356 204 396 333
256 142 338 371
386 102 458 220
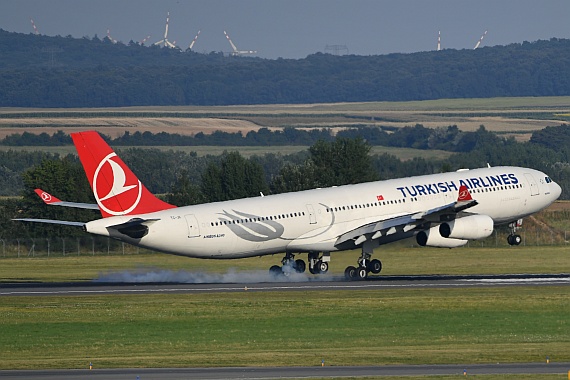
416 227 468 248
439 214 494 240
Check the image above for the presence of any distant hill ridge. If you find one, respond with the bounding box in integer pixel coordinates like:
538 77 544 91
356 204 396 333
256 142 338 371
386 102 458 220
1 29 569 107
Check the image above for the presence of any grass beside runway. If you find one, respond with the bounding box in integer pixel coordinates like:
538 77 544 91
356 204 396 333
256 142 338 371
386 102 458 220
0 286 568 369
0 243 570 283
1 245 570 282
1 246 568 370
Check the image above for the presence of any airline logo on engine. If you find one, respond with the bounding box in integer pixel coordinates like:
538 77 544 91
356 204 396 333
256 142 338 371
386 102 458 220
396 173 519 198
93 152 142 216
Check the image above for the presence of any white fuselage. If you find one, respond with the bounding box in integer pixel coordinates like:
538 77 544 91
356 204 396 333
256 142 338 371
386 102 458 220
85 166 561 258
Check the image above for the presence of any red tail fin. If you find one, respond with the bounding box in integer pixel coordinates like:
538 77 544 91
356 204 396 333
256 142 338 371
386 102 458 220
71 131 176 217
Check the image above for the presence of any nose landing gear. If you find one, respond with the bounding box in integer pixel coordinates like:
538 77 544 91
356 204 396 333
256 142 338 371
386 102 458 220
507 219 523 246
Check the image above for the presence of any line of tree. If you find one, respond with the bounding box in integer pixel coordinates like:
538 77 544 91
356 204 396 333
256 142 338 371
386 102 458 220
1 30 570 107
1 124 569 199
5 124 568 153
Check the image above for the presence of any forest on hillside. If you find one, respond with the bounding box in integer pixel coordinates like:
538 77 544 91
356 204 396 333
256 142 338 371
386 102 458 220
1 30 570 107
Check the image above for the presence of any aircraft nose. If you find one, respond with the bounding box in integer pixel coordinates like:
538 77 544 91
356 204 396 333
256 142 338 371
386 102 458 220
553 182 562 200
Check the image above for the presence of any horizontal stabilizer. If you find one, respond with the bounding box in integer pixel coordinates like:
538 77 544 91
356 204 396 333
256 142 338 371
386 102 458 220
34 189 99 210
13 218 85 227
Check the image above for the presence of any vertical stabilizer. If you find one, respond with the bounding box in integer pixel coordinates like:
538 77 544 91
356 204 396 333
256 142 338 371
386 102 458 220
71 131 176 217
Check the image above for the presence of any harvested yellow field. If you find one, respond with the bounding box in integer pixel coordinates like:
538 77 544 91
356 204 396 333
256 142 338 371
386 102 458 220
0 117 267 139
1 97 569 141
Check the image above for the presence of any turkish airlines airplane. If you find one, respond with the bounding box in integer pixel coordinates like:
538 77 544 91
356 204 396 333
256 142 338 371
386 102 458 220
17 131 561 280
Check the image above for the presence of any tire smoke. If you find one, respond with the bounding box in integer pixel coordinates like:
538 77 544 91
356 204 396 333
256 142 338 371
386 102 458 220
94 266 325 284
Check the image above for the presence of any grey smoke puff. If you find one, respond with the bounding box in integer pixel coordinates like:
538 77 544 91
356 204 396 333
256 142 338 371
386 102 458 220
95 267 328 284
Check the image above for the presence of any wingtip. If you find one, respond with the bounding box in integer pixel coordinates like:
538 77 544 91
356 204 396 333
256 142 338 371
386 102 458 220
457 185 473 202
34 188 61 204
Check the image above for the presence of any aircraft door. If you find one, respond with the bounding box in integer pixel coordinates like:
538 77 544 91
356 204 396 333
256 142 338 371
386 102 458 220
306 204 317 224
524 173 539 196
185 214 201 238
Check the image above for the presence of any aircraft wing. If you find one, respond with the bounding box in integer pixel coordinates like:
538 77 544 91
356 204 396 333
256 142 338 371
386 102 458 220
34 189 99 210
335 186 478 247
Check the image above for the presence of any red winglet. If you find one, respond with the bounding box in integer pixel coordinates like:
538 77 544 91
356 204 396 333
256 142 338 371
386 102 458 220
71 131 176 218
457 185 473 202
34 189 61 204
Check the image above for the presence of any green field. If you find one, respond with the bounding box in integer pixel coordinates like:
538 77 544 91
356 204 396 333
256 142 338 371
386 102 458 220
2 245 570 282
0 246 569 372
0 286 568 370
0 247 569 371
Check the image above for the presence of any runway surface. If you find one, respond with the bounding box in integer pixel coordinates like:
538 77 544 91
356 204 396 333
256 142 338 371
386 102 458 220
1 273 569 297
1 362 569 379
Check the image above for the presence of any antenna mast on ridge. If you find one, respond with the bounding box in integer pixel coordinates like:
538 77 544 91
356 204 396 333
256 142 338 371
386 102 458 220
325 45 349 55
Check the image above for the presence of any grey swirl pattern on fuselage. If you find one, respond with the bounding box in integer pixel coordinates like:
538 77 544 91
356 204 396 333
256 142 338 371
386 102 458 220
219 209 285 242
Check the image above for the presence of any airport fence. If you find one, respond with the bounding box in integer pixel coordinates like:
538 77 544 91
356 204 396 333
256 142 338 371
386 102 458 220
0 236 155 258
0 226 568 259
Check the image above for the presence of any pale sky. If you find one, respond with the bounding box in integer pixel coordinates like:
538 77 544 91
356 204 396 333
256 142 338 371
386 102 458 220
1 0 569 59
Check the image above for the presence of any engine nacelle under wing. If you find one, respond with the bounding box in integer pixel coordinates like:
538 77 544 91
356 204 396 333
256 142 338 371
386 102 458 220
439 214 494 240
416 227 468 248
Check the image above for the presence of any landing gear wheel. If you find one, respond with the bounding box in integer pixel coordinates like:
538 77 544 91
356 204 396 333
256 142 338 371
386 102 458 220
512 234 522 245
345 266 357 280
317 260 329 274
367 259 382 274
507 234 522 246
294 259 306 273
356 267 368 280
269 265 282 276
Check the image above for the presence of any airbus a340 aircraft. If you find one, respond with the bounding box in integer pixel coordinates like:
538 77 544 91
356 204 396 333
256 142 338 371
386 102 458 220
16 131 561 280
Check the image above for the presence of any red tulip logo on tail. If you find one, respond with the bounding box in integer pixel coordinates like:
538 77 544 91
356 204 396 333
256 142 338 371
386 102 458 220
93 152 142 216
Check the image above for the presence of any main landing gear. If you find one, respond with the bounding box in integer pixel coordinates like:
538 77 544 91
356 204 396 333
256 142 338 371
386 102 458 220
269 252 330 277
344 241 382 280
507 219 523 246
308 251 330 275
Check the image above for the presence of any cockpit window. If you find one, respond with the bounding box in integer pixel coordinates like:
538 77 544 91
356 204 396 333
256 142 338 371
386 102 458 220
545 177 552 183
